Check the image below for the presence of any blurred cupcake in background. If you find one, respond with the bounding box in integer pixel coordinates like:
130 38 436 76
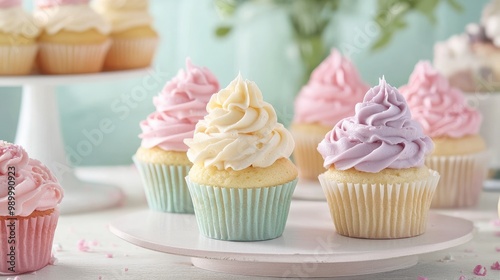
0 0 40 75
291 49 369 180
134 58 219 213
400 61 489 208
185 74 298 241
34 0 111 74
318 78 438 239
95 0 158 70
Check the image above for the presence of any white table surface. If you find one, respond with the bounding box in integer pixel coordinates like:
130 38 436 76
2 166 500 280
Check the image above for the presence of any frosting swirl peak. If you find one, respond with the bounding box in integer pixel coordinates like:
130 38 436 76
140 58 219 151
318 77 434 173
400 61 481 138
293 49 369 127
186 74 295 170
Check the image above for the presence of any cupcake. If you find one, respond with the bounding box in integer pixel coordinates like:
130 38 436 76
134 58 219 213
0 0 40 75
291 49 369 180
185 74 298 241
95 0 158 70
317 77 439 239
0 141 63 274
34 0 111 74
400 61 489 208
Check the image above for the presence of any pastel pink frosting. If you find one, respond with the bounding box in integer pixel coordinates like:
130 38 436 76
0 0 20 8
293 49 369 127
139 59 220 152
400 61 481 138
0 142 64 217
36 0 88 8
317 78 434 173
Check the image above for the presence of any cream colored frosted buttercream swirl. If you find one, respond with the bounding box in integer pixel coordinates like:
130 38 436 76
34 4 111 35
185 74 295 171
0 7 40 38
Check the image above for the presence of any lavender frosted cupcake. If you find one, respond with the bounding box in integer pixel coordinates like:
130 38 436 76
318 78 439 239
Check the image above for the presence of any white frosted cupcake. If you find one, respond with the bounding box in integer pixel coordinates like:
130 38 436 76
185 74 298 241
400 61 489 208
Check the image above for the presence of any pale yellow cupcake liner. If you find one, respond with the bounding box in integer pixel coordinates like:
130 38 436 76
0 44 38 75
37 39 111 74
426 151 490 208
291 129 326 180
104 37 158 70
318 170 439 239
186 177 298 241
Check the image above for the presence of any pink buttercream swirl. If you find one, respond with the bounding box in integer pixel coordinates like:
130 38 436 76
0 142 63 217
293 49 369 127
139 58 220 151
400 61 481 138
0 0 21 8
317 78 434 173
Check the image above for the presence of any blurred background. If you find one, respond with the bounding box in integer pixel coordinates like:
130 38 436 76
0 0 488 166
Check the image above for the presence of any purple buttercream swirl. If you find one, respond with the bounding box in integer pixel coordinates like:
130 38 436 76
317 78 434 173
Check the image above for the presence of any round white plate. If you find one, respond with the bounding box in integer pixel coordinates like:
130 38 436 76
292 179 326 201
109 201 473 278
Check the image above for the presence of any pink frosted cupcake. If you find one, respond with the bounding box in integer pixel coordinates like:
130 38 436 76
34 0 111 74
291 49 369 180
400 61 489 208
134 59 219 213
0 141 63 275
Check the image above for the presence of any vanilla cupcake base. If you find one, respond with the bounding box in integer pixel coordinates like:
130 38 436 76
37 40 111 74
319 170 439 239
186 177 297 241
104 37 158 70
0 44 38 75
426 151 489 208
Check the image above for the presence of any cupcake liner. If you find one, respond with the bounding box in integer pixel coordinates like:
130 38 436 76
0 44 38 75
37 40 111 74
0 209 59 275
319 171 439 239
186 177 298 241
426 151 490 208
104 37 158 70
134 157 194 213
292 129 326 180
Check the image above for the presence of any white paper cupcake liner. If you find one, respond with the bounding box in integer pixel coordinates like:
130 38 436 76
37 39 111 74
134 157 193 213
426 151 490 208
104 37 158 70
0 209 59 275
291 129 326 180
186 177 298 241
0 44 38 75
318 171 440 239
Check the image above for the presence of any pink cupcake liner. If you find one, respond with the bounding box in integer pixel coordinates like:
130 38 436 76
0 209 59 275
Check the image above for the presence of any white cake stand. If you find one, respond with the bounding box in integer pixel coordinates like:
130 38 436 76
109 200 474 278
0 69 151 214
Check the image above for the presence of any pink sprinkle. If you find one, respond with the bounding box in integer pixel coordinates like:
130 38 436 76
417 277 428 280
77 239 90 252
458 276 465 280
124 268 128 272
91 240 100 246
491 261 500 270
105 253 113 258
474 264 487 276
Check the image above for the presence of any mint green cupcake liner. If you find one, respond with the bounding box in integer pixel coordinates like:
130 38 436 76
186 177 298 241
133 157 194 213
